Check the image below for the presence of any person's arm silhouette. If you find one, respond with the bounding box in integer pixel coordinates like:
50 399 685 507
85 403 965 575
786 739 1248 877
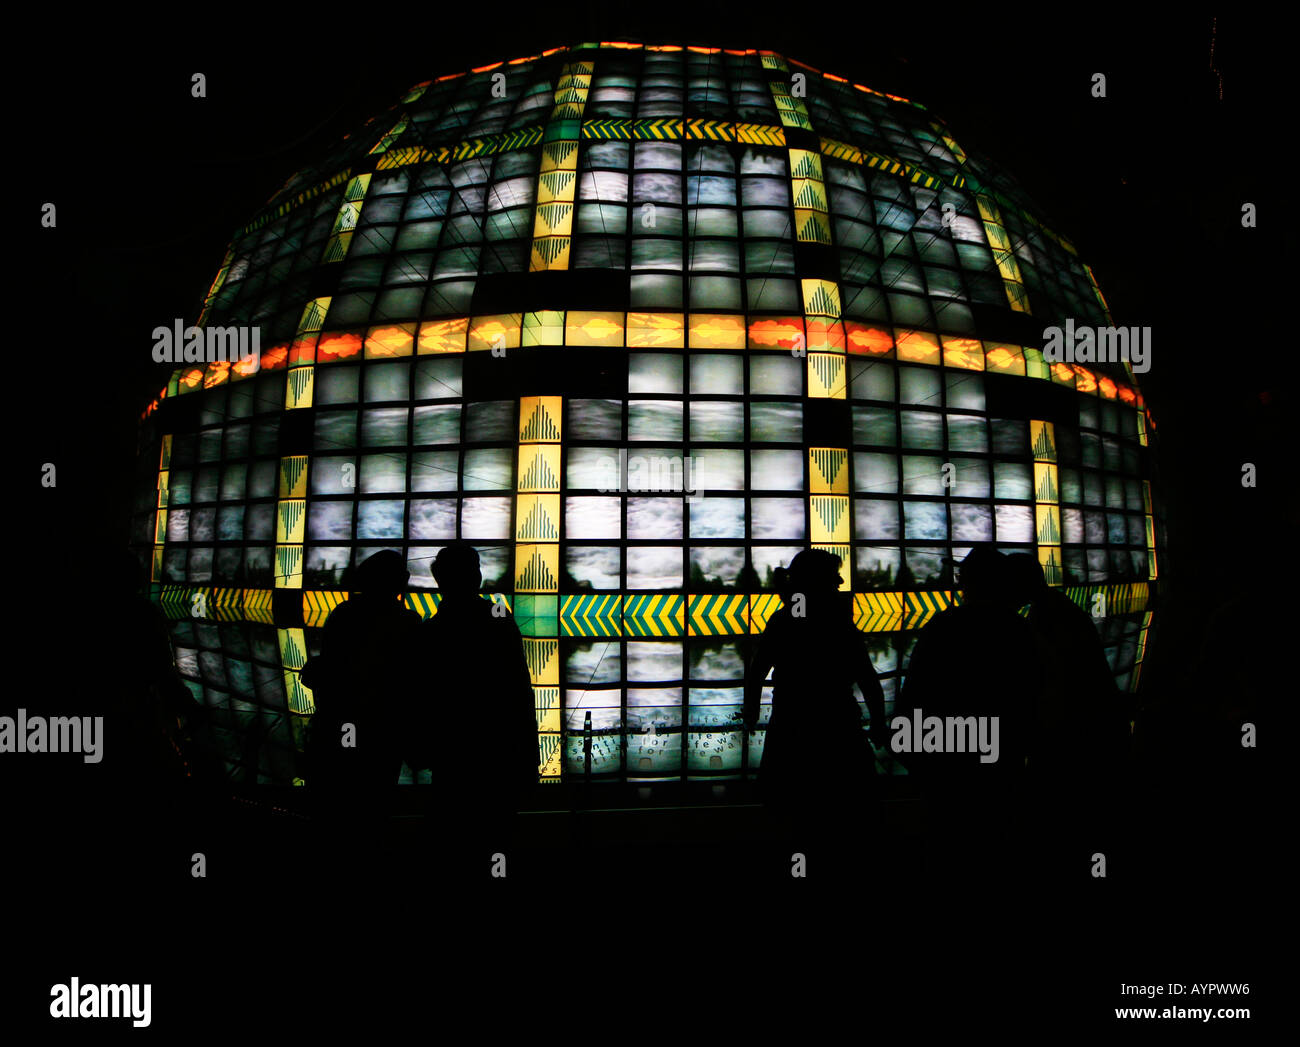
891 623 939 773
851 624 889 750
743 618 778 734
499 611 539 789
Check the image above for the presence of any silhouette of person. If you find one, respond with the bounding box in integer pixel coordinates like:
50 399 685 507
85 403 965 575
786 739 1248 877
893 546 1040 879
1005 552 1129 871
744 549 887 859
1004 553 1129 778
301 549 422 842
417 542 537 848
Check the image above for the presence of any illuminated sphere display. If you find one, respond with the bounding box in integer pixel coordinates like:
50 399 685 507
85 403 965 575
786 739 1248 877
132 43 1162 787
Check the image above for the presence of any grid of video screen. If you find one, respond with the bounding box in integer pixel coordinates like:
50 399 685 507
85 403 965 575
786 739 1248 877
131 43 1159 785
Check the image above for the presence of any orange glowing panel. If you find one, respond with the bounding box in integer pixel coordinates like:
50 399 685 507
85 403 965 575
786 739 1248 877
688 46 721 54
647 44 683 52
1098 376 1118 400
689 313 746 350
626 312 684 348
232 353 262 380
1051 362 1076 386
259 343 289 372
288 332 318 366
468 314 521 352
1071 365 1098 394
472 61 503 73
747 317 804 351
180 368 205 391
365 323 415 358
566 310 625 347
204 361 231 388
1117 384 1136 405
317 331 363 363
825 72 848 83
942 336 985 371
418 317 468 354
845 323 894 357
984 344 1025 375
895 329 940 365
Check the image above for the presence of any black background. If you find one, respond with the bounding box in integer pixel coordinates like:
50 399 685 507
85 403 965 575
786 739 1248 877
8 5 1281 1035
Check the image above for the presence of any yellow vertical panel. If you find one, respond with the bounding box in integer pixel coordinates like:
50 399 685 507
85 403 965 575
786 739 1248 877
809 495 850 543
515 494 561 541
809 448 849 494
284 366 315 410
807 353 846 399
517 444 562 492
275 545 304 590
1035 504 1061 545
519 396 563 442
514 544 560 593
1037 545 1063 588
1030 420 1057 462
1033 461 1058 502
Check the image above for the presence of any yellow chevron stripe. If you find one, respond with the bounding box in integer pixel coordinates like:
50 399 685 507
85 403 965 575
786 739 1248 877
853 592 906 633
243 589 273 624
749 593 784 634
303 590 347 628
405 591 439 620
734 123 785 146
687 594 747 636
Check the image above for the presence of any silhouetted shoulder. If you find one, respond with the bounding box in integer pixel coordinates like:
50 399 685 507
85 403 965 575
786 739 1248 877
765 606 796 631
323 600 362 629
1043 590 1099 628
919 605 964 633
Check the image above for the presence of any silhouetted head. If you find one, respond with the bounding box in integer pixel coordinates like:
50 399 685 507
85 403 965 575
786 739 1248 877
431 542 482 597
955 546 1012 607
777 549 843 603
355 549 409 598
1004 552 1047 606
